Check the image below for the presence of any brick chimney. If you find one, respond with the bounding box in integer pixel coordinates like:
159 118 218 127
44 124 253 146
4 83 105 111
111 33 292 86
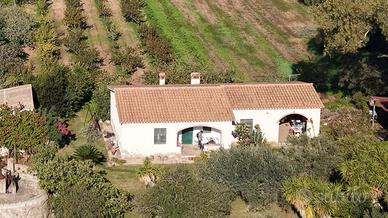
159 72 166 85
190 72 201 85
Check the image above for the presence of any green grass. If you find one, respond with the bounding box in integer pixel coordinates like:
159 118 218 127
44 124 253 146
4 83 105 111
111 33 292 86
59 108 106 158
143 0 312 81
145 0 210 67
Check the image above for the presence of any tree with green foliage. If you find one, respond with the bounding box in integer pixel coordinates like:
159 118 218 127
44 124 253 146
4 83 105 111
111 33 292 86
50 182 106 218
138 166 232 217
198 146 292 210
90 82 110 121
232 123 266 147
339 138 388 206
33 64 70 116
0 6 35 45
283 176 341 218
73 144 105 164
66 65 96 112
281 135 341 181
111 46 143 75
314 0 388 54
0 105 48 155
33 157 132 216
34 15 60 69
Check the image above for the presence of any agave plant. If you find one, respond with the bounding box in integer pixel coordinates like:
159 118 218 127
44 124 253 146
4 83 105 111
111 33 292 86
73 144 105 164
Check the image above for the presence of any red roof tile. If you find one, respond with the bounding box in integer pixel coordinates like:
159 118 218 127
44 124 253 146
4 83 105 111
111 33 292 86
110 82 323 123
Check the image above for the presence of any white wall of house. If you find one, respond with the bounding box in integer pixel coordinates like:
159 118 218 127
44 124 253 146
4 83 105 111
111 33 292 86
232 108 321 144
115 121 234 156
111 92 322 155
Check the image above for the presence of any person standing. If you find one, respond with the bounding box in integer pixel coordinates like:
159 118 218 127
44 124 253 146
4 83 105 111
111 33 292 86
197 130 204 151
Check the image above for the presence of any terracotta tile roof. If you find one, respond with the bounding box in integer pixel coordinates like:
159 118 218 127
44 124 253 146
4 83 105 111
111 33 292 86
224 83 324 110
0 84 34 110
110 82 323 123
113 86 235 123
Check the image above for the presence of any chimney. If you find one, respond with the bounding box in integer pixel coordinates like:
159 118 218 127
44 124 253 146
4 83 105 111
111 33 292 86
159 72 166 85
190 72 201 85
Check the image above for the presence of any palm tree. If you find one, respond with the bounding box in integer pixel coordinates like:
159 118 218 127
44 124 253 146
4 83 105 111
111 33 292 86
283 176 338 218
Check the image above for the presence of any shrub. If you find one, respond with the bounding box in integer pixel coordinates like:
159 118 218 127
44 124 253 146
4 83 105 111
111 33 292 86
50 182 105 218
136 158 161 187
138 23 174 64
121 0 144 24
63 28 86 54
33 64 70 116
33 158 132 216
73 144 105 164
64 0 85 29
0 6 36 45
111 46 143 75
320 108 373 139
0 43 24 72
232 123 266 147
138 166 232 217
351 91 369 113
281 135 342 181
90 82 110 121
198 146 293 210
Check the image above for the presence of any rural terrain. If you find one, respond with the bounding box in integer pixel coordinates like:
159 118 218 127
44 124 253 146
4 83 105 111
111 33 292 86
44 0 315 82
146 0 315 80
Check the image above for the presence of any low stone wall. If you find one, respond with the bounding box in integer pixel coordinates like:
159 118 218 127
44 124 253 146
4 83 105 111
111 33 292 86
0 173 48 218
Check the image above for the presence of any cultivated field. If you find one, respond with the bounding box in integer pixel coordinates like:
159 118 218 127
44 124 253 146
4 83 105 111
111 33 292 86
145 0 316 81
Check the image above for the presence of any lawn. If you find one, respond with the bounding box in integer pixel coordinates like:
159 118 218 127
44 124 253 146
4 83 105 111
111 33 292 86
59 108 107 158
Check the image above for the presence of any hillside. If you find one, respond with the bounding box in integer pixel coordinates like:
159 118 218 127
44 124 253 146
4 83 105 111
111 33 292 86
144 0 316 81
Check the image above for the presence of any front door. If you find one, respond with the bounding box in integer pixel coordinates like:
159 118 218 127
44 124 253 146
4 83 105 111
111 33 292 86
182 128 193 144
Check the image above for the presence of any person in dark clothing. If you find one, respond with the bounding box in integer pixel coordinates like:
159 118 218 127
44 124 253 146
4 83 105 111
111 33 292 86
197 130 204 151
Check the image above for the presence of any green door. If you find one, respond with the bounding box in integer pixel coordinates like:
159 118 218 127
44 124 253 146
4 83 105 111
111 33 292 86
182 128 193 144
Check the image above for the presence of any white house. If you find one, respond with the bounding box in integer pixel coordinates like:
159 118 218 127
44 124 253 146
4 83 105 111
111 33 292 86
109 73 323 156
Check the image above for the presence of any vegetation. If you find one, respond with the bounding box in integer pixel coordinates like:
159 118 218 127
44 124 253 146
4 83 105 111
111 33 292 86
73 144 105 164
0 105 48 155
138 166 232 217
32 144 132 217
198 146 292 210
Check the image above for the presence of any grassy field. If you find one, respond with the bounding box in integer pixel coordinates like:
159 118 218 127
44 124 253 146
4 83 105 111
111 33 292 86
144 0 315 81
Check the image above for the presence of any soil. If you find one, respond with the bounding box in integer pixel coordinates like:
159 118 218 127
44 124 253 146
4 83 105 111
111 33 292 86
81 0 115 73
106 0 148 83
50 0 72 66
170 0 315 76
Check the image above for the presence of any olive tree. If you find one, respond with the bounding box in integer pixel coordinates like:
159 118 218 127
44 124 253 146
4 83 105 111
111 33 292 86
138 166 232 217
198 146 293 210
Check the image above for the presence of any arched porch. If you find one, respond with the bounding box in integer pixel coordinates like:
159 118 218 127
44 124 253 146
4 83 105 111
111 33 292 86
177 126 222 155
278 114 308 143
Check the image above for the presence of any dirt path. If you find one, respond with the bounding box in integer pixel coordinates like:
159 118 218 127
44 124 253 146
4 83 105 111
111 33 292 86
50 0 72 65
106 0 138 48
105 0 149 84
81 0 115 73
